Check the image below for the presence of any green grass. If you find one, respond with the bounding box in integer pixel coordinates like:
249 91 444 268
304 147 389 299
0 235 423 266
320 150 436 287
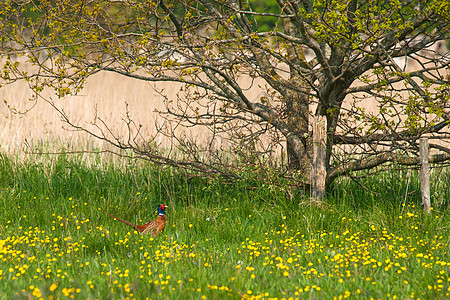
0 153 449 300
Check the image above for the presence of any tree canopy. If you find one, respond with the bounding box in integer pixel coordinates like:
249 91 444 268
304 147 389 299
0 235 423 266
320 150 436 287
1 0 449 194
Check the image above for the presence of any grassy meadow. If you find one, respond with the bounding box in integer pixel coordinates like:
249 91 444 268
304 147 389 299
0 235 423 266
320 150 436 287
0 152 449 300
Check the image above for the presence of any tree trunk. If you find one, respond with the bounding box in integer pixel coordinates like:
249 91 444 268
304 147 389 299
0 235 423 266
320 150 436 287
282 17 312 181
285 92 311 173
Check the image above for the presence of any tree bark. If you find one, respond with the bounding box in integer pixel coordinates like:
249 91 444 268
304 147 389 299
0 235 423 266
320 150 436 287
285 91 310 173
283 17 311 175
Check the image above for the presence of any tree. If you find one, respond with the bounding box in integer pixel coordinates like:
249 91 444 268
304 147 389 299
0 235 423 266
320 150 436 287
1 0 449 197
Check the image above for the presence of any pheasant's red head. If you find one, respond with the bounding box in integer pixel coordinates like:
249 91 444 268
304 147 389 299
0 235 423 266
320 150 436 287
158 204 167 215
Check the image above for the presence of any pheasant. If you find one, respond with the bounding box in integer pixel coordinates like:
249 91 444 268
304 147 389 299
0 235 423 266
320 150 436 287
104 204 168 236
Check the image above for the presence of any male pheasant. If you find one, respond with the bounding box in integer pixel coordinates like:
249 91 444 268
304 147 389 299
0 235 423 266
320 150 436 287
104 204 168 236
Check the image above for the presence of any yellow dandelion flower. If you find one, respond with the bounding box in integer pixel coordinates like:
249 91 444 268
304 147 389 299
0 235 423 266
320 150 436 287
49 283 58 292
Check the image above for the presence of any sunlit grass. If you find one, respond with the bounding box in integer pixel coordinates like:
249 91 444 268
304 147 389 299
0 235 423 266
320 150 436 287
0 153 449 299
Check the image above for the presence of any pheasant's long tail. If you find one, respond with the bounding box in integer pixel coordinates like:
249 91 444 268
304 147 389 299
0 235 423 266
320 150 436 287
103 211 137 229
